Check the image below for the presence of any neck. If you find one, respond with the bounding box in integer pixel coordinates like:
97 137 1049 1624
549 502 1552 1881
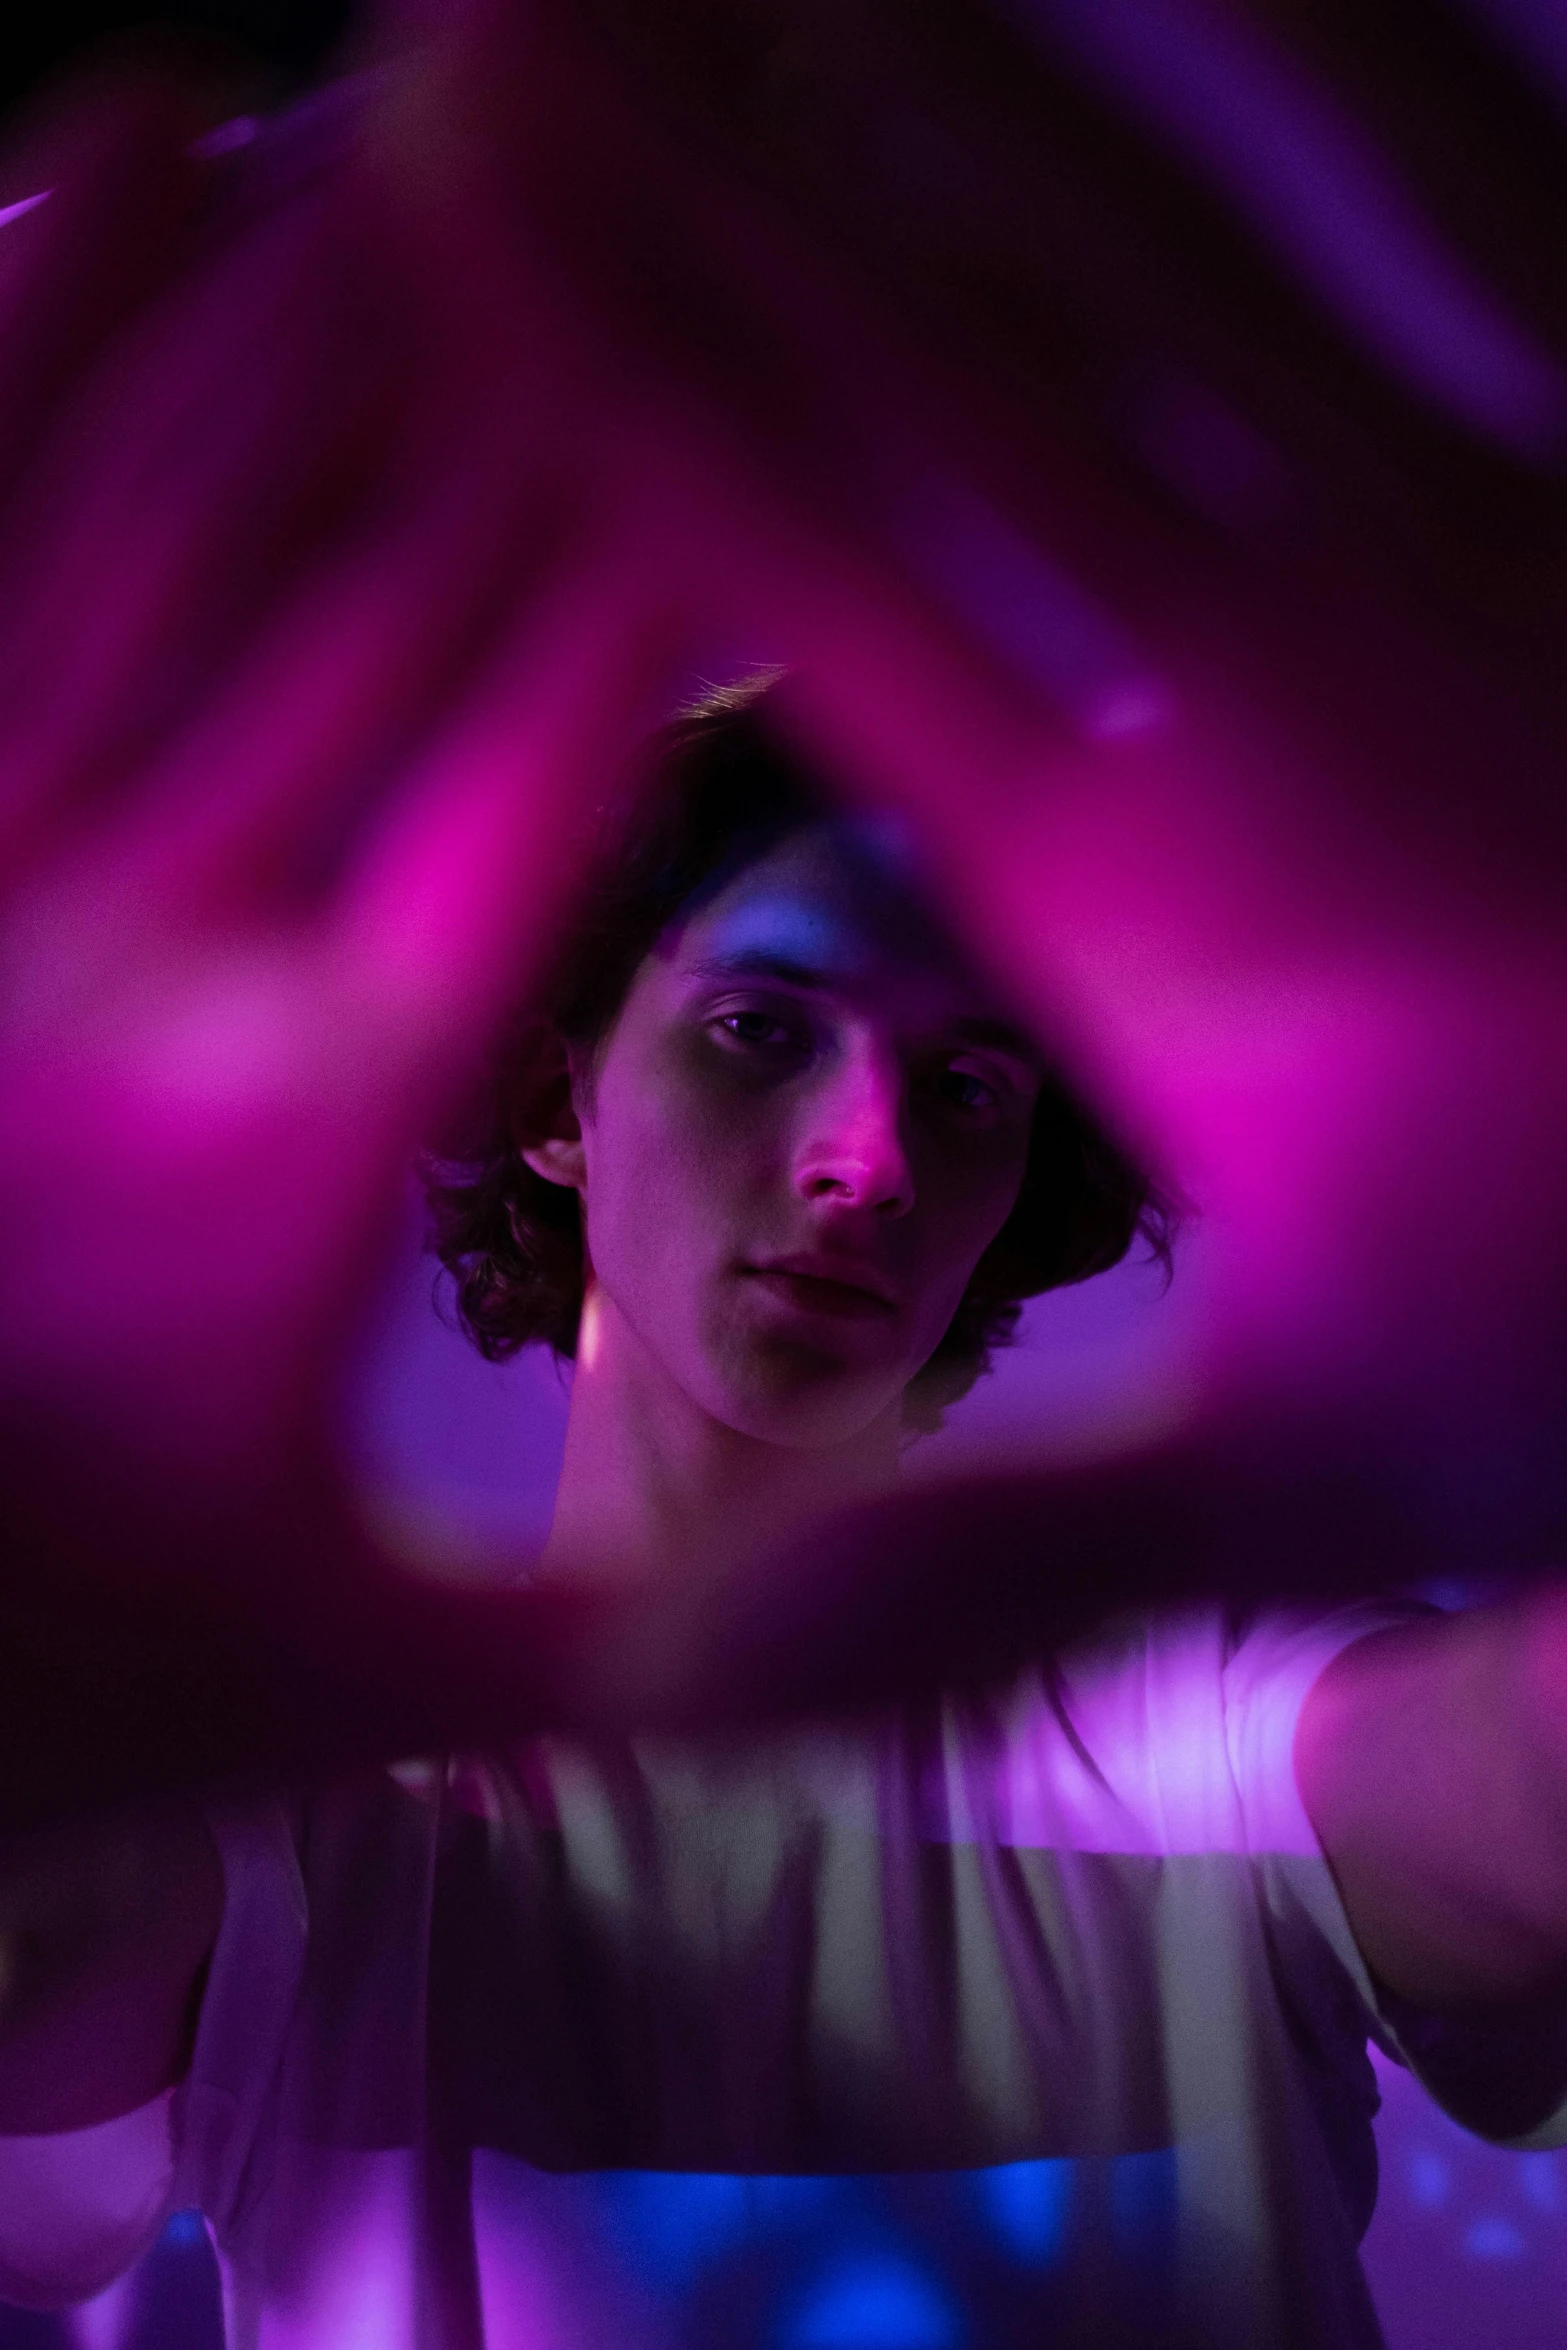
538 1283 902 1584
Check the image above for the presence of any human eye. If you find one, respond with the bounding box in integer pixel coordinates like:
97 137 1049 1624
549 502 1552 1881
708 1002 812 1057
933 1059 1004 1112
717 1010 792 1045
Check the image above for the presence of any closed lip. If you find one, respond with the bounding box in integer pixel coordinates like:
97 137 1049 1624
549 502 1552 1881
744 1254 900 1310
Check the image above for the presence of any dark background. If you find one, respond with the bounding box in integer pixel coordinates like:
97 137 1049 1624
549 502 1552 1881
0 0 349 128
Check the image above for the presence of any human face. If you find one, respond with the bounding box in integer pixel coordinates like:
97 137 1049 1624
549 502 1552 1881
570 825 1043 1447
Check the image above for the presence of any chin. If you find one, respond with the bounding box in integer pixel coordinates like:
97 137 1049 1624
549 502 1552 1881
703 1339 911 1451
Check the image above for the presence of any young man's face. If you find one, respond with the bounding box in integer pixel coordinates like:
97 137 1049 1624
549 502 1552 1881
562 824 1043 1448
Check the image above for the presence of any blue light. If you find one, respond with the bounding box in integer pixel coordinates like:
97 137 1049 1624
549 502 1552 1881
1407 2151 1450 2210
593 2172 751 2289
1518 2156 1565 2213
745 2176 843 2227
1111 2149 1179 2251
778 2252 961 2349
161 2210 207 2250
1462 2216 1527 2261
973 2158 1073 2265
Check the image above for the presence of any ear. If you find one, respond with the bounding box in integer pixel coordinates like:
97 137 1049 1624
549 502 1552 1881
510 1026 589 1194
521 1128 586 1191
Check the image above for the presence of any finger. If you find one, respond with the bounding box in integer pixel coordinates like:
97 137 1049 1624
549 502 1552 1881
329 483 695 1111
13 382 585 943
0 173 422 871
0 1408 1442 1824
617 1433 1567 1737
0 1425 645 1825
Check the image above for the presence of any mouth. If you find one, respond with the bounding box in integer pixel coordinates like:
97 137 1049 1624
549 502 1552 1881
742 1256 901 1319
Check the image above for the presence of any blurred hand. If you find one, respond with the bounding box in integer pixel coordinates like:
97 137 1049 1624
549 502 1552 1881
0 54 696 1492
0 2 1564 1818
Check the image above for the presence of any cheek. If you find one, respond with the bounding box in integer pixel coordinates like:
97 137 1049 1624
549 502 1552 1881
622 1043 792 1213
580 1066 765 1300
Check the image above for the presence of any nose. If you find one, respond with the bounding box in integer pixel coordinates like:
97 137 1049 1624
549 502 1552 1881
793 1046 915 1218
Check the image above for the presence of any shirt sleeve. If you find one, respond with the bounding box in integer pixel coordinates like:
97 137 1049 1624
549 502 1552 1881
0 2091 178 2309
172 1797 308 2239
1224 1602 1567 2152
0 1796 305 2309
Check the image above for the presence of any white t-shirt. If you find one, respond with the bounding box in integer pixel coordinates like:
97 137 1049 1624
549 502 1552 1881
5 1603 1565 2348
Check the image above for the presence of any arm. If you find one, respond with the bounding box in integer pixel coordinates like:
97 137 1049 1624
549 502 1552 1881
0 1806 221 2134
1296 1587 1567 2012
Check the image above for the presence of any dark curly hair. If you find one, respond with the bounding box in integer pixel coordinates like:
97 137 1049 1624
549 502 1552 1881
426 679 1175 1425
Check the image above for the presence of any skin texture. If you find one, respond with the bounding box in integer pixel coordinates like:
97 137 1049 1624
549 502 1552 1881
526 824 1042 1572
1297 1593 1567 2016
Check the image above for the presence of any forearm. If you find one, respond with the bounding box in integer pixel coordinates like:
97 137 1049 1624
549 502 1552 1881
1297 1583 1567 2012
0 1409 1516 1827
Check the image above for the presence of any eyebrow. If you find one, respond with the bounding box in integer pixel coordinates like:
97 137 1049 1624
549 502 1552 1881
689 948 831 989
687 950 1041 1059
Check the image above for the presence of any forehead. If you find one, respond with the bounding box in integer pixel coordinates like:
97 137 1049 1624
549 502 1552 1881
658 823 1006 1017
